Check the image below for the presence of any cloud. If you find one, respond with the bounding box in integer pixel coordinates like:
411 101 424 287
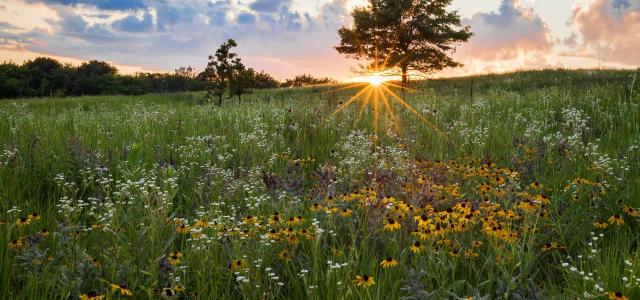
249 0 290 13
112 11 153 32
459 0 553 61
0 21 23 30
237 12 257 24
570 0 640 66
24 0 147 11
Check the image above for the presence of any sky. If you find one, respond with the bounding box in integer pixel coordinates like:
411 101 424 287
0 0 639 80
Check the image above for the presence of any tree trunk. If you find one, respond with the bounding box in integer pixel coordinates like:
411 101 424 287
218 94 223 106
238 93 241 104
401 65 408 87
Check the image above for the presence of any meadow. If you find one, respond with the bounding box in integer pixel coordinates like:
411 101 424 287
1 69 639 299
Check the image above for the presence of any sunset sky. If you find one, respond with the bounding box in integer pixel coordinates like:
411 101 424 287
0 0 638 80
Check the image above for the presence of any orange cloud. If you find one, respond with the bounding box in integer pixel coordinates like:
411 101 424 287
571 0 640 66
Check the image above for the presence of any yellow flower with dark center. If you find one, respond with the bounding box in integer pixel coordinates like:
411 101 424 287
8 239 23 249
541 242 563 252
269 213 281 225
168 251 182 266
410 241 424 254
464 249 479 258
529 181 543 190
608 214 624 226
380 257 398 268
353 275 375 287
384 218 401 231
608 291 628 300
339 208 353 217
593 221 609 229
176 224 190 234
173 284 184 292
79 291 105 300
472 241 483 248
29 212 41 221
162 288 175 297
110 284 133 296
193 219 209 228
228 259 247 271
623 206 640 217
310 203 323 212
448 249 460 257
15 217 30 226
279 249 292 262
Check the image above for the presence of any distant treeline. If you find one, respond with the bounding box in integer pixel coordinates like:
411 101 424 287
0 57 336 99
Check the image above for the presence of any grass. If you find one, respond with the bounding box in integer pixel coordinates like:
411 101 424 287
1 69 639 299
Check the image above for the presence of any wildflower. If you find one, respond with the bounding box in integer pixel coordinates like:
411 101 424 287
15 217 30 227
279 249 292 262
410 241 424 254
464 249 479 258
176 224 190 234
269 213 281 225
380 257 398 268
79 291 105 300
173 284 184 292
339 208 353 217
529 181 543 190
353 275 375 287
448 249 461 257
623 206 640 217
472 241 483 248
8 239 22 250
29 212 41 222
384 218 401 231
168 251 182 266
110 284 133 296
310 203 323 212
608 214 624 226
193 219 209 228
229 259 247 271
162 288 175 297
607 291 628 300
541 242 563 252
593 221 609 229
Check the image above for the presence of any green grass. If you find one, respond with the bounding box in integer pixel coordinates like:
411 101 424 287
1 69 639 299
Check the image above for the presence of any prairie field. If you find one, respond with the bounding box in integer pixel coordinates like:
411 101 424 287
1 70 640 299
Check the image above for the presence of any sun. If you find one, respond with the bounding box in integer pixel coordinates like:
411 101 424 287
364 74 388 86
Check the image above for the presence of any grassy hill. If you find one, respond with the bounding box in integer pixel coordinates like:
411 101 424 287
1 69 639 299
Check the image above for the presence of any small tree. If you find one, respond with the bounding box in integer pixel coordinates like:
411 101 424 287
229 62 255 103
204 39 240 105
336 0 472 86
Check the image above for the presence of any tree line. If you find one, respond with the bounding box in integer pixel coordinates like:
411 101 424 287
0 44 335 101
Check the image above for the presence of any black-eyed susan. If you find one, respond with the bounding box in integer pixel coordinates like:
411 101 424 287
15 217 30 227
8 239 22 250
353 274 375 287
228 259 247 271
471 240 483 248
176 224 190 234
339 208 353 217
541 242 563 252
279 249 292 262
162 288 175 297
269 213 281 225
380 257 398 268
168 251 182 266
448 249 461 257
410 241 424 254
623 206 640 217
29 212 41 222
310 203 323 212
193 219 209 228
79 291 105 300
593 221 609 229
110 284 133 296
384 218 401 231
608 214 624 226
607 291 629 300
464 249 479 258
173 284 184 293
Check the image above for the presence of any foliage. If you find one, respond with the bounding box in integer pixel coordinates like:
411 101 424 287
336 0 472 85
282 74 337 87
0 69 638 299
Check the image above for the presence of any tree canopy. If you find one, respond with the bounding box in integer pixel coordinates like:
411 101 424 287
336 0 472 85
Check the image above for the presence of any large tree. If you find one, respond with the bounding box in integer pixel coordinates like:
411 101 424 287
336 0 472 86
